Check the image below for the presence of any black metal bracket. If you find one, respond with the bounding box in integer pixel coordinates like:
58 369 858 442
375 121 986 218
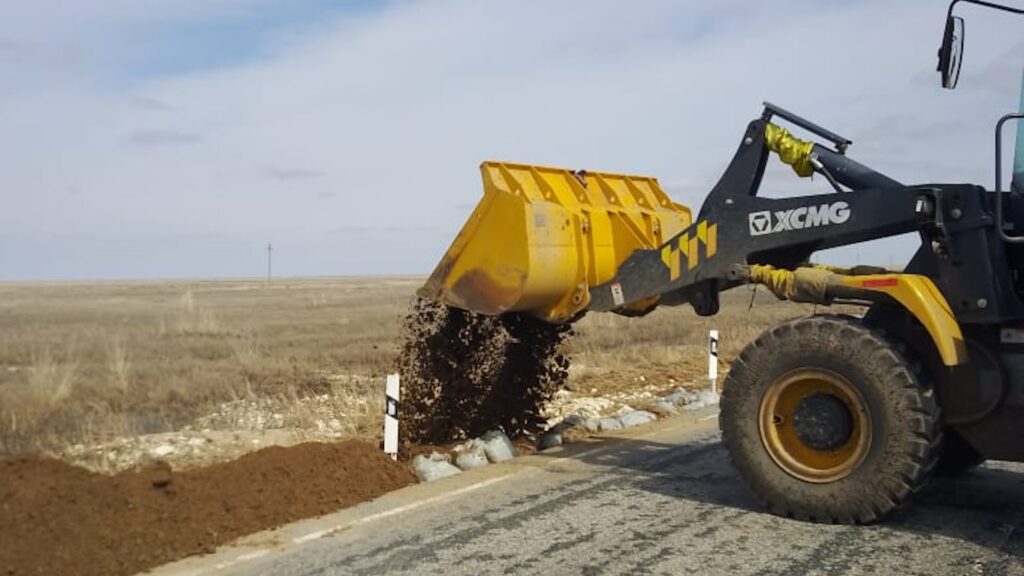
762 101 853 153
995 112 1024 242
701 118 770 207
947 0 1024 19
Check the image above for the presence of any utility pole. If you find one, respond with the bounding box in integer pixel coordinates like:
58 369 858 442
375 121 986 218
266 242 272 286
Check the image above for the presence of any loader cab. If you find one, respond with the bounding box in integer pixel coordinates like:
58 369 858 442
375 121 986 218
937 0 1024 221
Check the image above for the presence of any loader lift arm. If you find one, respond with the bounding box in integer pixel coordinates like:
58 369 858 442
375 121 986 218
588 103 979 365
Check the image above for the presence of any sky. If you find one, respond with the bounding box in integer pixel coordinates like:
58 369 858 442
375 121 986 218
1 0 1022 281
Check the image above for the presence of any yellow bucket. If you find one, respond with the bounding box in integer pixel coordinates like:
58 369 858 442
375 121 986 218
420 161 692 322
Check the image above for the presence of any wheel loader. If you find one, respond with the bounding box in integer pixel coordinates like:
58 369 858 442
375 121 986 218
419 0 1024 523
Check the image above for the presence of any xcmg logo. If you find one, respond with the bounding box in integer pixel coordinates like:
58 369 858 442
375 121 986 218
748 202 851 236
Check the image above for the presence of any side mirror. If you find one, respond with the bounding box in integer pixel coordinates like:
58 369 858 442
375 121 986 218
937 15 965 89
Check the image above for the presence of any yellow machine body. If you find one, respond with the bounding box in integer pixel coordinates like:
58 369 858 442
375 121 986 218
745 264 968 367
836 273 968 366
420 161 693 323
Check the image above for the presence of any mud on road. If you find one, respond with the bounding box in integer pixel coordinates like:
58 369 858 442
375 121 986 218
0 441 415 576
2 300 573 576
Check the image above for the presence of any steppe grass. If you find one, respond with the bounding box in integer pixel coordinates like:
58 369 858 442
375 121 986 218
0 278 825 454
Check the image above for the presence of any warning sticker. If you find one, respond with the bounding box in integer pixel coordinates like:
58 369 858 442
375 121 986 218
1001 327 1024 344
610 283 625 306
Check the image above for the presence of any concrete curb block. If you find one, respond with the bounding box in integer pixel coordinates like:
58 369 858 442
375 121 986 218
538 385 719 451
683 389 721 412
619 410 656 428
418 431 520 480
413 452 462 482
455 447 489 471
586 417 623 433
479 431 516 463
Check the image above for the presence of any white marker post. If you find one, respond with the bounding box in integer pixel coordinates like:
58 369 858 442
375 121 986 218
384 373 400 461
708 329 719 395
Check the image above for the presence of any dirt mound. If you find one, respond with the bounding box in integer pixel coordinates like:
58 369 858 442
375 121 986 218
398 298 571 444
0 440 416 576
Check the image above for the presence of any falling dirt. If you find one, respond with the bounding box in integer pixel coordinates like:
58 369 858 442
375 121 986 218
0 440 416 576
398 298 572 444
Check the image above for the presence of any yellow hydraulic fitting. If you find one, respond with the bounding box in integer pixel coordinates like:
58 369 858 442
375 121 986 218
765 123 815 177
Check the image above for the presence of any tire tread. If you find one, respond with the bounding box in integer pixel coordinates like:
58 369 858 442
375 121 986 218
720 314 941 524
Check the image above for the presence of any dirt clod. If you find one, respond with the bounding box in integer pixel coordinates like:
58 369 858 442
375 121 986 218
398 298 571 444
0 440 416 576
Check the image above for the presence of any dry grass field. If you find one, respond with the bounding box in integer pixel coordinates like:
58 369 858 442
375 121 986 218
0 277 833 460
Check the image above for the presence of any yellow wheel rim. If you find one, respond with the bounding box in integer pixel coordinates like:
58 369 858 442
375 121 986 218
758 368 871 483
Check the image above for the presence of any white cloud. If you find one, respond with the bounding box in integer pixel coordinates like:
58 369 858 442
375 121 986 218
0 0 1021 279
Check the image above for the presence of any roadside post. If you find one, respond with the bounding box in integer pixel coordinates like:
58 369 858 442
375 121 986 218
384 373 400 460
708 330 719 395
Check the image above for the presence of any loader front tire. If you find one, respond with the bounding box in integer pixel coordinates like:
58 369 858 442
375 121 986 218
720 315 940 524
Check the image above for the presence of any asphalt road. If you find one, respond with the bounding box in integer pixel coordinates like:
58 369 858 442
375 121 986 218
162 412 1024 576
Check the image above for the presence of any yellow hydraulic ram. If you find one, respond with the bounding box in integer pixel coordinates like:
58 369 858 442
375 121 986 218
419 161 692 323
736 264 967 366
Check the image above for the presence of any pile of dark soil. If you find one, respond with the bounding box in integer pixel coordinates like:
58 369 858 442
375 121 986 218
0 441 416 576
398 298 572 444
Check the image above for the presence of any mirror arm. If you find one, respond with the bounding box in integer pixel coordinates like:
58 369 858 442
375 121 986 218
948 0 1024 18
